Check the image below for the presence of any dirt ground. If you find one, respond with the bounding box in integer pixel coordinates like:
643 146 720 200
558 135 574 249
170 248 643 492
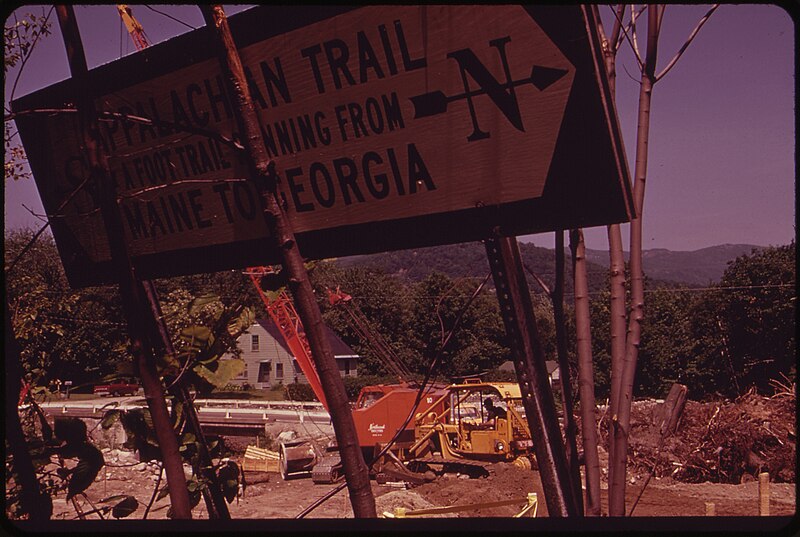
41 388 797 521
49 437 795 521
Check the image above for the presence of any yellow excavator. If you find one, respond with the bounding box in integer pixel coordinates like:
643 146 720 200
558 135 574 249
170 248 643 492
249 268 535 483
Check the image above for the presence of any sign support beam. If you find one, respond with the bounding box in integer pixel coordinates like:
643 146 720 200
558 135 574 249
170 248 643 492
484 233 581 517
198 5 377 518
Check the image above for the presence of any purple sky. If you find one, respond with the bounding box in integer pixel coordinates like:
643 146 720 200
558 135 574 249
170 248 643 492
4 5 795 252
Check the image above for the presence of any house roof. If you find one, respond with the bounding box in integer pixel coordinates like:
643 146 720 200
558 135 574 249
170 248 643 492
255 318 357 359
498 360 560 375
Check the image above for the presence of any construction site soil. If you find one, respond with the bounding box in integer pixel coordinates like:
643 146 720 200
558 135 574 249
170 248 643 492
46 391 796 522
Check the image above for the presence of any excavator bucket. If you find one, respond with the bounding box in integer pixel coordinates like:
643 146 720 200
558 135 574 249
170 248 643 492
279 440 317 480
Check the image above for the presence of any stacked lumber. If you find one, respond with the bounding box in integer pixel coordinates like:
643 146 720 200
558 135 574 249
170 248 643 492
242 445 280 473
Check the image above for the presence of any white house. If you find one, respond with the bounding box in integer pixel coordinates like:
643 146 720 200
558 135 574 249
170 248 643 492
498 360 560 386
225 319 359 390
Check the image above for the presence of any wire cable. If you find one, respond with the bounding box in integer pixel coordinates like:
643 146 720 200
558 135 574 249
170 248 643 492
143 5 197 30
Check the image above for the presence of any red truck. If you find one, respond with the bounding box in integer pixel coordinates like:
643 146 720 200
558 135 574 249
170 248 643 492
93 380 140 397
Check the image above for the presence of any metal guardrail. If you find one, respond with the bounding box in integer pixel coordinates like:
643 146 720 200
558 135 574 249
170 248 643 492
33 398 331 428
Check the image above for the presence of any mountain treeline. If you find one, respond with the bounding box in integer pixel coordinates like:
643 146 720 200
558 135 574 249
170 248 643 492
5 228 795 400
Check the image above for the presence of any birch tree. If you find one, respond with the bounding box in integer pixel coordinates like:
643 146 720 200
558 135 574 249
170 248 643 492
594 4 719 516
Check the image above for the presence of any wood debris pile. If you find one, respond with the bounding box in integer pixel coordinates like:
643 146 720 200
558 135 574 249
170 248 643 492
593 380 796 484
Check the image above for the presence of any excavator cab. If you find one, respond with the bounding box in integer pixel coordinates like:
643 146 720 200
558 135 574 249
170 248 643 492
412 379 533 462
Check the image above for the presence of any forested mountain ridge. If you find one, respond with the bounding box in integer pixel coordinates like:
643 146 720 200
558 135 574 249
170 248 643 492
336 241 607 295
336 241 763 290
583 243 763 285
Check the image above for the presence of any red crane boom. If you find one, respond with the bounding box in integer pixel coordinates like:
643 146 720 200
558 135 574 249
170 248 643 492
245 266 329 411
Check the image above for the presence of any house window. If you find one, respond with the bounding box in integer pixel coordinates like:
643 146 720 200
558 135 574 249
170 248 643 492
257 361 270 383
276 363 284 379
251 334 260 352
344 359 351 376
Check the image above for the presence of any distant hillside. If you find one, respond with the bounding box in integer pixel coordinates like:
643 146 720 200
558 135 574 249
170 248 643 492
583 243 763 286
338 242 765 289
337 241 608 294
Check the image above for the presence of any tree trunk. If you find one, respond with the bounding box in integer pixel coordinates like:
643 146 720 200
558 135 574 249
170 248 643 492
140 281 231 519
198 5 376 517
608 5 661 517
55 5 192 519
552 231 584 514
594 4 628 506
569 229 602 516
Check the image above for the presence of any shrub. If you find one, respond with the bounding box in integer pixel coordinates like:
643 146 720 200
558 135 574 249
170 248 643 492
285 382 317 402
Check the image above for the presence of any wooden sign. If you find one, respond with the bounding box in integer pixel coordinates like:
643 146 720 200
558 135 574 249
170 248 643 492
12 6 632 287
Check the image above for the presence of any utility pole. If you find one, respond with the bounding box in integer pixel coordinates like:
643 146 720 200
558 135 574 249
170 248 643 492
198 5 376 518
55 5 192 519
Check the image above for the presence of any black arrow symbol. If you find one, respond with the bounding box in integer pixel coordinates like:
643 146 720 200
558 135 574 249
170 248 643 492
409 65 569 119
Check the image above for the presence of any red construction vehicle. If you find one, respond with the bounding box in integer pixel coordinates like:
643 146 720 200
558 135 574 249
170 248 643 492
246 266 535 484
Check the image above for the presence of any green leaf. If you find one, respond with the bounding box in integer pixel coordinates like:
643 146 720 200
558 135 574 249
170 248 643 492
111 496 139 518
180 326 213 347
100 409 122 429
54 417 87 445
66 443 104 499
171 400 185 429
217 461 240 503
227 307 255 336
193 359 245 389
100 494 128 503
188 294 220 316
156 486 170 501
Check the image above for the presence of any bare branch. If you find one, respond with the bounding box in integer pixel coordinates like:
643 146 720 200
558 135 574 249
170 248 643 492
116 177 248 202
609 4 625 53
5 172 94 274
522 263 552 297
656 4 720 83
630 4 642 63
21 203 47 221
610 4 644 69
10 6 56 102
621 5 649 52
5 108 245 151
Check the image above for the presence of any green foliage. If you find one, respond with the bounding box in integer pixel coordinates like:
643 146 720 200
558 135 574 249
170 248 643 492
156 285 254 394
65 443 104 500
589 244 795 399
342 374 397 400
687 243 796 397
312 261 421 377
636 288 696 397
406 272 509 379
285 382 318 402
107 495 139 518
217 460 241 503
5 8 52 183
338 241 608 295
5 229 130 389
